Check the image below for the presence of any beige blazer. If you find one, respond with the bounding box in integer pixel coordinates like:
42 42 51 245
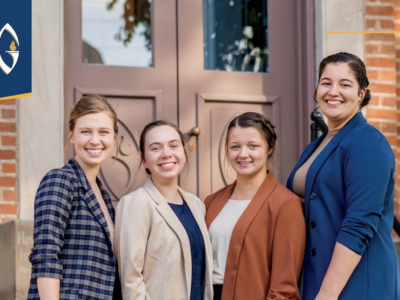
115 178 213 300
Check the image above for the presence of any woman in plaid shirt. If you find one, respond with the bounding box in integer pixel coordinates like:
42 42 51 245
28 94 122 300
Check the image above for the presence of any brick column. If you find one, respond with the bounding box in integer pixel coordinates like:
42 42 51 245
0 99 18 223
364 0 400 219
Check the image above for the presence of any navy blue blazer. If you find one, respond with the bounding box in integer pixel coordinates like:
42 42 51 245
287 112 400 300
28 158 122 300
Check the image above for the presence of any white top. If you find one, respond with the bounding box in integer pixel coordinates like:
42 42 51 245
209 199 251 284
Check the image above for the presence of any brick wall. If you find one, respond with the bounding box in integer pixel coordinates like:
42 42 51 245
364 0 400 219
0 99 18 223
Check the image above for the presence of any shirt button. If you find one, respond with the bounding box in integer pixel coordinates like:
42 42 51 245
311 249 317 256
359 244 364 249
362 238 367 245
310 193 317 200
310 221 316 228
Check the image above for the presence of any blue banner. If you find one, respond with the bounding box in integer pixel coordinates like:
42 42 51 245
0 0 32 100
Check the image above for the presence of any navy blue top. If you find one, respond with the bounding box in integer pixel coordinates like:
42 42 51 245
169 201 205 300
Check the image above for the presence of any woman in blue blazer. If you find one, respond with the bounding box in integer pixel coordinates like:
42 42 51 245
287 52 400 300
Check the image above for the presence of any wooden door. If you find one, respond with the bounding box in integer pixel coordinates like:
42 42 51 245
65 0 315 202
65 0 178 204
177 0 315 199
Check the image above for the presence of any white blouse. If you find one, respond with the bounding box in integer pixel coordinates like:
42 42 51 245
208 199 251 284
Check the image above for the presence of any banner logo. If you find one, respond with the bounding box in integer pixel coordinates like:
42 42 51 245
0 23 19 75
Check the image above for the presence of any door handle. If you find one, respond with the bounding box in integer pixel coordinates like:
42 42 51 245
188 127 200 152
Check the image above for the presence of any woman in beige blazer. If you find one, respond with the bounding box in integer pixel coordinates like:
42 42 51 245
115 120 213 300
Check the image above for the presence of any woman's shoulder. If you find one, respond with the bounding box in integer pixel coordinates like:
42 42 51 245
346 121 394 158
272 181 303 206
204 183 233 207
180 189 204 207
38 163 78 189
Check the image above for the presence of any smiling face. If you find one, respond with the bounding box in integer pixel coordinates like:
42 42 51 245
316 62 366 130
69 111 116 174
142 125 187 185
227 126 270 180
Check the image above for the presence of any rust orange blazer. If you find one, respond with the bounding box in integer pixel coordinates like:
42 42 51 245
205 172 306 300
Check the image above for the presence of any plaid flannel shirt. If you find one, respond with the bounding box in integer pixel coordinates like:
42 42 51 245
28 158 122 300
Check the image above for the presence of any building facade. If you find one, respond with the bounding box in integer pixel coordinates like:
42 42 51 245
0 0 399 298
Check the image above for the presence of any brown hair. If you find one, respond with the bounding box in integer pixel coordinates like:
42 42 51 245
69 94 119 156
315 52 371 109
139 120 189 175
225 112 277 163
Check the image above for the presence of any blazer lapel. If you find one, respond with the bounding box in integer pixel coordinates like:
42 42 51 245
205 183 236 228
303 112 366 221
143 178 192 296
68 159 113 247
224 172 279 300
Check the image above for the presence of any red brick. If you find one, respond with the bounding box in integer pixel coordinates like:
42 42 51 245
369 95 380 106
0 99 16 105
1 109 15 119
0 216 17 223
365 57 396 68
0 150 15 159
1 163 15 174
381 96 397 106
367 69 379 80
381 121 397 132
387 135 397 146
367 108 397 119
0 122 16 132
3 190 16 201
365 44 379 54
0 203 17 215
1 136 16 146
381 44 396 55
369 83 396 93
380 0 394 2
0 177 16 187
396 0 400 7
381 19 395 29
366 19 377 28
366 33 395 42
368 120 380 130
366 6 394 16
381 70 397 81
395 10 400 19
395 22 400 32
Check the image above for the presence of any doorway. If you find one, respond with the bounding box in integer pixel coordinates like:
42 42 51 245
65 0 315 203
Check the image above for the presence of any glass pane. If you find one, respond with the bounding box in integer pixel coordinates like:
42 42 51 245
82 0 152 67
204 0 269 73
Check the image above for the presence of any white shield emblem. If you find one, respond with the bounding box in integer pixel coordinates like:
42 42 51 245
0 23 20 75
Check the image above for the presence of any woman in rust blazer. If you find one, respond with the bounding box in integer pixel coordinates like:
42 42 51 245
205 112 306 300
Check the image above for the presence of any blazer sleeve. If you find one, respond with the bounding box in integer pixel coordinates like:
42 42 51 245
336 130 394 255
29 169 75 280
115 192 152 300
268 193 306 300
